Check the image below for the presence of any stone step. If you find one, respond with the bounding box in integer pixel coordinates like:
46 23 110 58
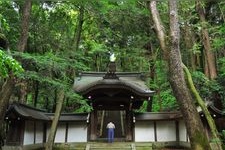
52 142 153 150
86 142 134 150
135 143 153 150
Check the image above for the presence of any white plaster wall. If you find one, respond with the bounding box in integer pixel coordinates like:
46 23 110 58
54 123 66 143
156 121 176 142
23 121 34 145
134 121 155 142
179 120 187 142
67 122 87 142
35 122 43 144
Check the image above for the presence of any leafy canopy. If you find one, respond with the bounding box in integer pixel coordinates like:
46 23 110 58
0 49 23 78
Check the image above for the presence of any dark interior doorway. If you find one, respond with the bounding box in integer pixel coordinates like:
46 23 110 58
96 110 126 141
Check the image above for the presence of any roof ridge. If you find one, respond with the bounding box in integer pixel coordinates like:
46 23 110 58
11 102 47 112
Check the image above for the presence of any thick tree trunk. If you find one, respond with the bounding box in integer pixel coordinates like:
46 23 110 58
17 0 32 103
149 1 211 149
0 76 15 127
45 89 65 150
196 0 217 79
0 1 31 145
168 1 210 149
17 0 32 52
182 63 223 150
0 76 15 148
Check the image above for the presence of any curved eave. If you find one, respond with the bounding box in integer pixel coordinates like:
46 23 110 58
74 78 154 97
6 103 50 121
5 103 89 122
197 101 225 116
46 113 89 122
134 112 182 121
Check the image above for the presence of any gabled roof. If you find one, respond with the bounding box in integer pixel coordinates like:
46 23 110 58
73 72 154 97
5 102 88 122
197 101 225 117
6 102 49 121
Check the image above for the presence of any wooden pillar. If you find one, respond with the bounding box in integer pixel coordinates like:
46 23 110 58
90 109 97 140
154 121 157 142
33 121 36 144
175 120 180 146
126 110 133 141
65 122 69 143
43 122 47 143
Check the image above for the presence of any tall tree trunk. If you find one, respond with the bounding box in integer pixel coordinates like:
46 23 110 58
169 1 210 149
0 77 15 149
182 63 223 150
17 0 32 52
45 89 65 150
33 80 39 107
146 40 157 112
149 1 168 61
73 5 84 51
0 1 32 148
196 0 217 79
17 0 32 103
183 24 198 71
0 76 15 128
68 5 84 80
149 1 211 149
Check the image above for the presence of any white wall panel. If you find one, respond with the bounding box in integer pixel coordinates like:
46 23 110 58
67 122 87 142
23 121 34 145
35 122 43 144
179 120 187 142
135 121 155 142
54 123 66 143
156 121 176 142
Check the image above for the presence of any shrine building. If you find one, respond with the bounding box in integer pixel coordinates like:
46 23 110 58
3 62 225 149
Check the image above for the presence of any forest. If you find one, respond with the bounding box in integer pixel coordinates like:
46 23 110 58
0 0 225 150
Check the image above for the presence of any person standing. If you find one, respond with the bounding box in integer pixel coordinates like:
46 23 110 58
106 121 115 143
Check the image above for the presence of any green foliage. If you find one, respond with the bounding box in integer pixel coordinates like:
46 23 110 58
219 57 225 77
0 1 20 49
65 90 92 113
191 42 202 54
0 49 23 78
11 50 91 112
0 0 225 114
152 89 178 112
192 71 225 108
148 60 178 112
211 25 225 52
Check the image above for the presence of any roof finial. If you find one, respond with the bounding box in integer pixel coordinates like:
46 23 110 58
109 52 116 62
103 51 118 79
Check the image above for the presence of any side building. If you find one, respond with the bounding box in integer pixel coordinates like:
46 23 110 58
3 70 225 149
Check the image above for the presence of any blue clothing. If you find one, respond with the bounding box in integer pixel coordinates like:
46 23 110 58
108 128 114 143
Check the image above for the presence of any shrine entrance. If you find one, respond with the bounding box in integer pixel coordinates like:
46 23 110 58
87 87 136 141
73 66 154 141
96 110 126 141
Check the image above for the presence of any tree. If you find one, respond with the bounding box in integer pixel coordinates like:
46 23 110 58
45 89 65 150
196 0 217 79
0 49 23 148
0 1 31 147
73 4 84 52
149 1 210 149
17 0 32 103
183 63 223 150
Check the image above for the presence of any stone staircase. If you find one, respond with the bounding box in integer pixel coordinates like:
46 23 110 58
85 142 153 150
85 142 134 150
52 142 153 150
